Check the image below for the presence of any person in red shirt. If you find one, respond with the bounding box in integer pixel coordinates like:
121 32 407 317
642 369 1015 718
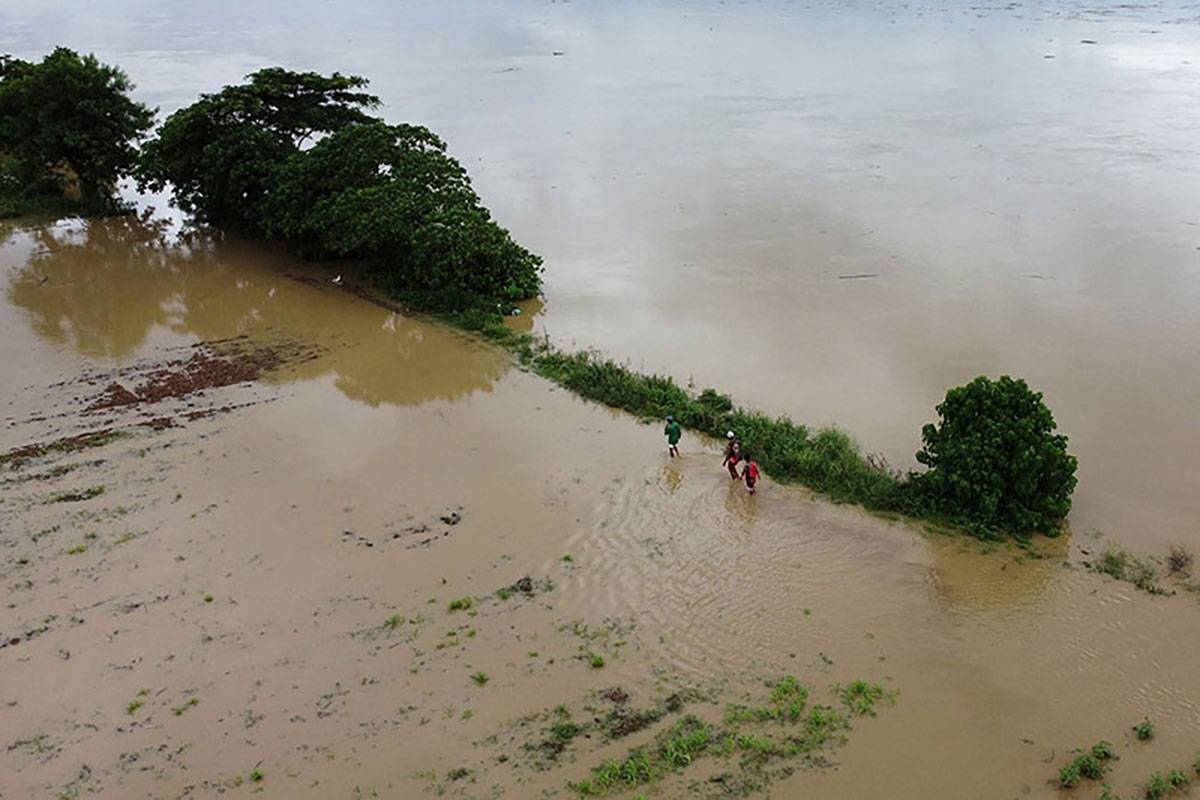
741 453 759 494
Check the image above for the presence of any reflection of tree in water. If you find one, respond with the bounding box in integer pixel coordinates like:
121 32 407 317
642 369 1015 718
3 215 508 407
928 531 1070 612
5 211 177 359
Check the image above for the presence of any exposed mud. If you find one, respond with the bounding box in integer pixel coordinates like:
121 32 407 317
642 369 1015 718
83 338 321 412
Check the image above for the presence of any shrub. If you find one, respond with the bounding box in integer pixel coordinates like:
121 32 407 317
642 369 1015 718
910 375 1077 535
1166 545 1193 576
1146 772 1169 800
1134 717 1154 741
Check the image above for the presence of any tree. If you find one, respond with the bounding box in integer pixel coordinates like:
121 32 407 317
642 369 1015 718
140 68 542 305
912 375 1077 536
138 68 379 230
265 121 542 302
0 48 154 206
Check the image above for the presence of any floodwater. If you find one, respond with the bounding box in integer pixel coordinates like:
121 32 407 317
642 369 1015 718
1 216 1199 798
3 0 1197 551
1 1 1200 798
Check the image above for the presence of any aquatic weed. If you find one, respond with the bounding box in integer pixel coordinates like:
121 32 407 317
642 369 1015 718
1056 741 1116 787
1134 717 1155 741
1166 545 1194 576
172 697 199 716
448 596 473 612
837 680 894 717
471 672 489 686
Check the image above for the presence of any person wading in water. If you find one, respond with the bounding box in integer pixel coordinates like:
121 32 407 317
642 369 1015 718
663 415 682 458
722 431 741 479
741 452 759 494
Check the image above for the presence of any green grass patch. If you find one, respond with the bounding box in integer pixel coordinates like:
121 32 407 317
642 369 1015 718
448 596 473 612
1090 545 1168 595
570 676 890 796
1057 741 1116 788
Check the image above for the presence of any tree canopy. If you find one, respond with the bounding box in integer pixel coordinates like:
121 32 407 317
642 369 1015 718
140 69 542 304
137 68 380 230
0 47 154 207
911 375 1077 536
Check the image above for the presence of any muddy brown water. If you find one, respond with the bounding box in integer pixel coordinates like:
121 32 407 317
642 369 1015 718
1 1 1200 798
2 0 1197 552
2 218 1199 799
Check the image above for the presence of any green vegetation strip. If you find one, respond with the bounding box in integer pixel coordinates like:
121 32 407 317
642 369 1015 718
571 677 894 796
436 308 1075 539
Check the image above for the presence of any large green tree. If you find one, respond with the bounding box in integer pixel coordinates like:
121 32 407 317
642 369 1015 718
265 121 542 302
912 375 1077 536
137 68 380 230
0 48 154 207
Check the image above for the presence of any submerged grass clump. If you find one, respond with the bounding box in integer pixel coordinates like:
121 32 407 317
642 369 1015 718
1090 545 1167 595
1133 717 1155 741
1057 741 1116 788
570 676 892 796
1166 545 1194 577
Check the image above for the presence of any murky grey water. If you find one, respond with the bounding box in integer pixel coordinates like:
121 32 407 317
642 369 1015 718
2 0 1197 548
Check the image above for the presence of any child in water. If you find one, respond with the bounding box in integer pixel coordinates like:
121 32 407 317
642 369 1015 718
722 431 741 479
663 415 682 458
741 453 759 494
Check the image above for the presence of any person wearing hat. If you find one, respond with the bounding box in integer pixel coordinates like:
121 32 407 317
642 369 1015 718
722 431 741 479
663 415 682 458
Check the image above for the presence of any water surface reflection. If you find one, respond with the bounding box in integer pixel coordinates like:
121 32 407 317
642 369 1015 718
1 217 508 408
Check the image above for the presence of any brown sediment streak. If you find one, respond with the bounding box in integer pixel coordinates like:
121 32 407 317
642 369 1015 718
84 340 320 412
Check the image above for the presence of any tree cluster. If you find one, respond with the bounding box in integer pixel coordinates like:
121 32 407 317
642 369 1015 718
0 47 153 214
1 50 542 305
137 69 542 305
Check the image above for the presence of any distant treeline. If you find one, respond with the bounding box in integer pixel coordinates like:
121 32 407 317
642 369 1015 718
0 47 1078 539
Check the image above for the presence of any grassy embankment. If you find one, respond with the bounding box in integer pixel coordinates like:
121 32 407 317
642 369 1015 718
393 296 923 524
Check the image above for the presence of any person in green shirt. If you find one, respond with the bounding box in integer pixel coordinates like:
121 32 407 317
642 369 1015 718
663 415 682 458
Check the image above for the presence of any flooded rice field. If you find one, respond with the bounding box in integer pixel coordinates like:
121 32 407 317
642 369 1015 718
2 1 1200 798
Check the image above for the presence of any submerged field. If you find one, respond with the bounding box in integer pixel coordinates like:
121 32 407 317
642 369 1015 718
3 0 1200 796
2 218 1199 798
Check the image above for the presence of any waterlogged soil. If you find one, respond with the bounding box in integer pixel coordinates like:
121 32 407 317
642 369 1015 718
2 218 1200 799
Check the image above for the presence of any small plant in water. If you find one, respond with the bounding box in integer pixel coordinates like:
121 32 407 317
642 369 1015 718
172 697 200 716
1145 772 1170 800
471 672 489 686
384 614 402 629
589 653 605 669
448 596 473 612
1056 740 1117 789
249 767 264 783
1166 545 1194 576
126 700 143 715
1134 717 1155 741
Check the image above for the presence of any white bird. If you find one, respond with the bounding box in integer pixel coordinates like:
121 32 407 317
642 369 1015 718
331 274 343 286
